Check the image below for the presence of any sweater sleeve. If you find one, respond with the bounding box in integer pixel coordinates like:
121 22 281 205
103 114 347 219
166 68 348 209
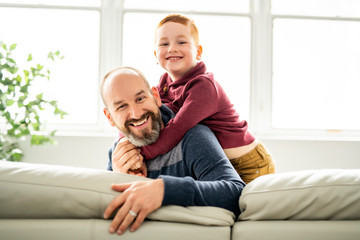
160 125 245 216
141 78 219 159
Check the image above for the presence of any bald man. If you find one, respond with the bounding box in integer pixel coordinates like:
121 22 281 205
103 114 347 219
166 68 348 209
100 66 245 235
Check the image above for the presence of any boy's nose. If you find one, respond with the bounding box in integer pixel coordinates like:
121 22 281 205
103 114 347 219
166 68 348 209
168 43 178 53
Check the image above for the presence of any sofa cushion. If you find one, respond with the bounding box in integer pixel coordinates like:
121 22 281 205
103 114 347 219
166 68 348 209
0 161 234 226
239 169 360 220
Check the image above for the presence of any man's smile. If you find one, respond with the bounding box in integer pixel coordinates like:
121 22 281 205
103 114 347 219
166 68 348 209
128 115 150 128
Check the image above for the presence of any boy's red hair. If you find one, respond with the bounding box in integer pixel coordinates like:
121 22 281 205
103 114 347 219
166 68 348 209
156 14 200 46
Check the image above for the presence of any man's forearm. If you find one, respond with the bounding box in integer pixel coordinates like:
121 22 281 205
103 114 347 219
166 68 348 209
160 175 243 216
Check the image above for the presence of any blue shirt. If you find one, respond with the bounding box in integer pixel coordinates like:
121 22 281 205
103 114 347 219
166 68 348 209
107 105 245 216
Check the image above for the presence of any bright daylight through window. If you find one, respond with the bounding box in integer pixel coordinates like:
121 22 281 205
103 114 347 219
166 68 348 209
0 5 100 126
1 0 359 139
272 0 360 132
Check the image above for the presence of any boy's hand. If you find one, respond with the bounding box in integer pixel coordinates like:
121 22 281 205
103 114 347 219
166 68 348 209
112 137 144 175
128 162 147 177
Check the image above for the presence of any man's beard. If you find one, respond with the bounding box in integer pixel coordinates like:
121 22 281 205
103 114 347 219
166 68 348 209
120 110 162 147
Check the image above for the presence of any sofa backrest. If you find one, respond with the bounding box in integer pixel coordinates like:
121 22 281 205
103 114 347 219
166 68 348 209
239 169 360 221
0 161 234 226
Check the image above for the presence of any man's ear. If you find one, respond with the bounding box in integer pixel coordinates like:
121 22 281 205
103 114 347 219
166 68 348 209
196 45 203 60
151 87 162 107
103 108 116 127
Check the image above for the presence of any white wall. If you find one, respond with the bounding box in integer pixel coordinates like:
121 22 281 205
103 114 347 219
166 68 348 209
19 136 360 173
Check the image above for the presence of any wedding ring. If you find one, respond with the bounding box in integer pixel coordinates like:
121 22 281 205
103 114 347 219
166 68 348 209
129 209 137 217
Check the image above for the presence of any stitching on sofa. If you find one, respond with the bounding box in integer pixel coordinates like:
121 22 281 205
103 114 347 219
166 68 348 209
244 183 360 194
0 179 119 197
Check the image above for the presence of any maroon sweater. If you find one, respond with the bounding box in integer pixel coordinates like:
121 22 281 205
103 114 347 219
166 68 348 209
140 61 255 159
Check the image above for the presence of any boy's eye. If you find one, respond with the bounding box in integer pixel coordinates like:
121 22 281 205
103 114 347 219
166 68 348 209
159 42 168 46
178 41 187 44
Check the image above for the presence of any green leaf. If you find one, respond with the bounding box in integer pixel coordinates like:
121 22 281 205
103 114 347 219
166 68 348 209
9 43 17 51
0 41 65 161
10 148 23 162
9 66 18 74
8 58 16 64
17 101 24 107
15 75 22 84
48 52 54 61
6 99 15 106
31 135 53 145
32 122 40 131
54 107 68 118
36 93 43 100
20 85 28 93
20 129 30 135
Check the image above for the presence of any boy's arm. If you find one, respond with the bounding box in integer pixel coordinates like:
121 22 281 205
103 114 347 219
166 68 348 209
141 78 219 159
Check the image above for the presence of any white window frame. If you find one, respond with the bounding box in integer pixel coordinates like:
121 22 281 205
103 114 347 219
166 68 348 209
250 0 360 141
1 0 359 141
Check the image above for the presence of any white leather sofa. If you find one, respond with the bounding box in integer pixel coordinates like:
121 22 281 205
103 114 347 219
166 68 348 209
1 161 359 240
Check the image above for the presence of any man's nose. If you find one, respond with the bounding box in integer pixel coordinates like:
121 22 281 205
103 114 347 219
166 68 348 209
128 104 143 120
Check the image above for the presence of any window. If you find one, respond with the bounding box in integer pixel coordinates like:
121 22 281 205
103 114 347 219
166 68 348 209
122 13 251 120
272 19 360 130
0 2 100 131
1 0 359 140
270 0 360 136
124 0 249 13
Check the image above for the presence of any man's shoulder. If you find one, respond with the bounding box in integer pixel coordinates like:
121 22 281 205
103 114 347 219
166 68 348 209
184 124 214 140
181 124 222 153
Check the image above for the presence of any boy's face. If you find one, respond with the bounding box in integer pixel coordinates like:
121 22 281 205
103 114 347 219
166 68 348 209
102 71 163 146
155 22 202 81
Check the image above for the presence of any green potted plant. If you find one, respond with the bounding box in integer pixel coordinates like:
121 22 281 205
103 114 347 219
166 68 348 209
0 41 67 161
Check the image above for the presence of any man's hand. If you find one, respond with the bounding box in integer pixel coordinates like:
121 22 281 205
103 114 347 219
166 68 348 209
103 179 164 234
112 137 146 176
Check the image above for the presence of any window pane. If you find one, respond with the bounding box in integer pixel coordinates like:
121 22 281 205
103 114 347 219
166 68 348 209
122 13 251 121
124 0 250 13
272 19 360 130
272 0 360 18
0 0 100 7
0 7 100 124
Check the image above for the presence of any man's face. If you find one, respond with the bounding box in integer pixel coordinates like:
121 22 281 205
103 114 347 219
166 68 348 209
103 70 163 146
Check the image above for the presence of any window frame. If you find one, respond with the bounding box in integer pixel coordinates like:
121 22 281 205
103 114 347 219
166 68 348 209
250 0 360 141
1 0 359 140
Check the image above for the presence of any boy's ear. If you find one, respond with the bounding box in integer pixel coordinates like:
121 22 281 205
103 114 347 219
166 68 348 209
103 108 116 127
151 87 162 107
196 45 203 60
154 50 158 60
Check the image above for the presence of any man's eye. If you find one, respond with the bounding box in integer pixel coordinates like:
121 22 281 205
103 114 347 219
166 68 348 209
117 104 126 110
137 96 145 102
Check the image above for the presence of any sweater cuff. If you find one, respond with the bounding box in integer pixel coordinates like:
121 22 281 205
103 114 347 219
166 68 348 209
160 175 193 206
